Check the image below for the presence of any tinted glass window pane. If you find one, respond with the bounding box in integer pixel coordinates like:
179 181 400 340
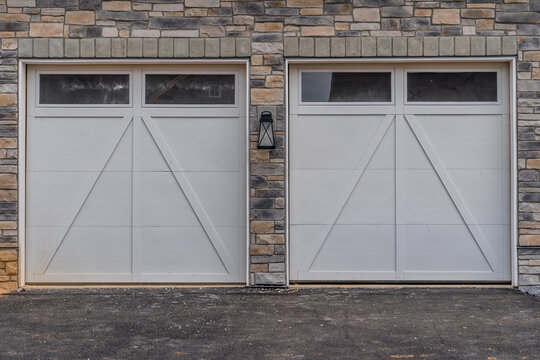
301 72 391 102
407 72 497 102
145 74 235 104
40 74 129 104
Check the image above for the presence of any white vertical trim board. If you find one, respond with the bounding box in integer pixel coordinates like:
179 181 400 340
18 61 27 287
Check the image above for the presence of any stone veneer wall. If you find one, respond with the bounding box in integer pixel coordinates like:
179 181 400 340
0 0 538 290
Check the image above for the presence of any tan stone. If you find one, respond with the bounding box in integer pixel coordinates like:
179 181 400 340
0 174 17 190
66 11 95 25
102 1 131 11
251 221 274 234
335 23 349 31
353 8 380 22
0 138 17 149
251 88 284 105
251 65 272 75
5 262 16 275
251 150 270 163
287 0 323 7
265 75 284 88
255 22 283 32
0 94 16 107
41 16 64 22
467 3 496 8
433 9 460 24
0 14 31 21
251 55 263 66
29 23 63 37
415 9 432 17
461 9 495 18
476 19 494 29
256 234 284 244
250 264 268 272
301 26 334 36
0 282 17 292
524 51 540 61
0 250 17 262
527 159 540 168
0 190 16 202
300 8 323 15
1 38 16 50
533 69 540 80
520 235 540 246
0 32 15 38
0 222 17 230
250 245 274 255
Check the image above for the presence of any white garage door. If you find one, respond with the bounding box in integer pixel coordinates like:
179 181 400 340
290 63 511 282
26 64 246 283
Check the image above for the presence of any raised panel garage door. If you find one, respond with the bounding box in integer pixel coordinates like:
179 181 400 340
289 63 511 282
26 65 246 283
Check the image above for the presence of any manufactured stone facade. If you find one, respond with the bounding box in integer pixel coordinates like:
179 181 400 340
0 0 538 289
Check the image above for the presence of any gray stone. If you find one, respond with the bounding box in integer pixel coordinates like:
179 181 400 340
174 39 189 58
400 17 429 31
112 38 127 58
149 17 199 30
268 263 286 272
251 255 285 264
518 24 540 35
80 0 100 10
232 1 264 15
80 38 95 58
454 37 469 56
392 37 407 56
284 37 299 57
33 38 48 58
486 37 501 56
362 37 376 57
408 37 422 56
201 17 233 26
96 11 149 21
96 38 111 58
189 39 204 57
252 33 282 43
220 38 235 58
496 12 540 24
0 21 27 31
519 275 540 286
423 37 438 56
18 39 33 58
502 36 517 55
377 37 392 56
346 37 361 57
439 37 454 56
285 16 334 26
299 38 314 57
518 80 540 92
254 272 286 285
315 38 330 57
471 36 486 56
380 6 413 17
236 38 251 57
156 38 172 58
518 36 538 51
331 37 345 57
37 0 77 6
49 38 63 58
205 38 220 58
354 0 404 7
127 38 143 57
140 39 157 58
519 170 539 182
519 286 540 297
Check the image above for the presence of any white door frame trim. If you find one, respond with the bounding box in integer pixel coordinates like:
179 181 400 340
285 57 518 287
17 59 251 287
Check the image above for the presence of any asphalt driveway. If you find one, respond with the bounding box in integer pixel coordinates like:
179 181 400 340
0 287 538 359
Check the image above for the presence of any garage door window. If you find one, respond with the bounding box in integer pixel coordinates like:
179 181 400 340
407 72 498 102
301 72 392 103
39 74 130 105
145 74 235 105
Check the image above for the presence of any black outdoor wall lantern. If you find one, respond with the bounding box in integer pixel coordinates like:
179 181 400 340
257 111 275 149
